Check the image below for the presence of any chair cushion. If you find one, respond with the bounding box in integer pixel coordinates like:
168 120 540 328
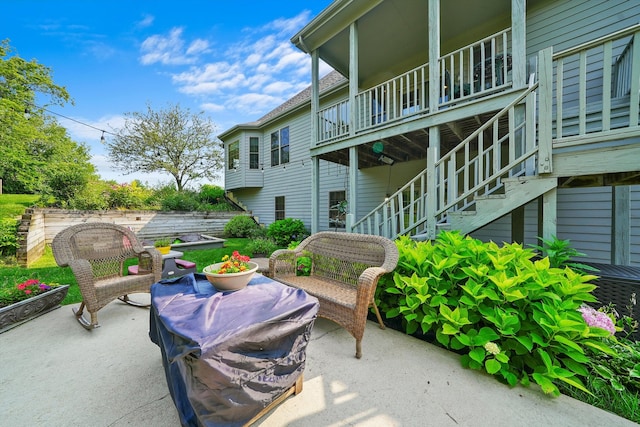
175 259 196 269
128 265 139 275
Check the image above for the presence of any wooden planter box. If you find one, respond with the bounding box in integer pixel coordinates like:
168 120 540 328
0 285 70 333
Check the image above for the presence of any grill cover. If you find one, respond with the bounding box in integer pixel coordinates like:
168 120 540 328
150 273 318 426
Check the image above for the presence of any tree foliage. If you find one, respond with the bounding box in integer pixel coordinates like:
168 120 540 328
107 103 223 191
0 39 96 196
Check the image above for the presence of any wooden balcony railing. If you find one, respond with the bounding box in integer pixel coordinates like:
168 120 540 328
316 28 514 144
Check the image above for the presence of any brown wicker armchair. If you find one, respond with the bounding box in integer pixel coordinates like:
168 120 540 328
270 232 399 358
52 223 162 330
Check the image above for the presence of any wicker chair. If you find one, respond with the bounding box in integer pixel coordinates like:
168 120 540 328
52 223 162 330
270 232 399 358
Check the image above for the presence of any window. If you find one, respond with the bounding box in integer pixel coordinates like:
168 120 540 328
249 137 260 169
329 191 346 229
270 127 289 166
275 196 285 221
228 141 239 170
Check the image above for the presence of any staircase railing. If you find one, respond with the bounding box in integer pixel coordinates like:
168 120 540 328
352 77 540 239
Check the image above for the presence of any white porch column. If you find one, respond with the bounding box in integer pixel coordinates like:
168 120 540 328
310 50 320 234
311 156 320 234
311 50 320 146
428 0 440 111
347 146 358 232
425 127 440 238
537 47 553 174
511 0 527 88
349 22 358 136
541 188 557 242
612 186 631 265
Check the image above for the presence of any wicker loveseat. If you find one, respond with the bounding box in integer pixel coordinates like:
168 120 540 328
269 232 399 358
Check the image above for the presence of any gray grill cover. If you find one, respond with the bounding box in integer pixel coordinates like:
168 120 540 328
150 273 318 426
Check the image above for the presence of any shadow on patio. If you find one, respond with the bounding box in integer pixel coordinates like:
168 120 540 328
0 294 635 427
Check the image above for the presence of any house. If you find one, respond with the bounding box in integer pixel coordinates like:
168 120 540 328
219 0 640 267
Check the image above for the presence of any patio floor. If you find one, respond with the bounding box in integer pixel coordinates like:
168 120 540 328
0 292 636 427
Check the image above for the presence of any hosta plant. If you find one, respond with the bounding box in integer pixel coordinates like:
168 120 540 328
378 231 616 397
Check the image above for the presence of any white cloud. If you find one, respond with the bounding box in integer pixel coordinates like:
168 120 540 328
139 27 205 65
201 102 225 112
138 10 334 127
136 14 154 29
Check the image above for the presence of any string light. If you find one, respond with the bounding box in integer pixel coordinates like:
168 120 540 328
25 102 115 142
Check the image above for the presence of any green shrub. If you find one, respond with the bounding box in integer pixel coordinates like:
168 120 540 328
224 215 258 237
0 219 19 256
267 218 308 246
106 181 153 209
160 190 201 211
528 235 597 273
198 184 225 204
378 231 615 397
245 238 278 257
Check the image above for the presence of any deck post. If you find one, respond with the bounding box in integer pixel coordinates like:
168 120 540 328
541 188 557 242
347 146 358 232
428 0 440 112
537 47 553 174
311 50 319 146
511 0 527 88
426 129 439 239
612 186 630 265
349 22 359 135
311 156 320 234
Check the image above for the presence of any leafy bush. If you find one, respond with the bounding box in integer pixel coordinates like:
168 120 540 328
245 238 278 257
0 219 19 256
267 218 308 246
160 190 201 211
198 184 225 204
106 181 153 209
528 235 597 273
224 215 258 237
378 231 615 397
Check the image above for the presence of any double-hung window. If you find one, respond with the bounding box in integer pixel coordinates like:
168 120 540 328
270 127 289 167
228 141 239 170
275 196 285 221
249 137 260 169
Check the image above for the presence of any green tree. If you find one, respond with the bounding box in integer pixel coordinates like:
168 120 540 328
0 39 95 196
107 103 223 191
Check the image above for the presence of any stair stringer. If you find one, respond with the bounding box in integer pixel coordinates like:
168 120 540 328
447 176 557 235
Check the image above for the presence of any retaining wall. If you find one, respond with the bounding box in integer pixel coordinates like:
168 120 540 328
16 209 249 267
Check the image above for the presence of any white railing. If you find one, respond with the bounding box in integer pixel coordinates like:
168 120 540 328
317 99 350 143
351 174 428 238
352 80 539 239
553 24 640 141
317 28 514 143
440 28 512 106
353 63 430 132
433 82 538 223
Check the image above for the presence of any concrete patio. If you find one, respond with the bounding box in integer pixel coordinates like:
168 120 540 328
0 292 636 427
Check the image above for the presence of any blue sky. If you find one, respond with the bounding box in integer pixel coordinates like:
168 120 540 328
2 1 334 186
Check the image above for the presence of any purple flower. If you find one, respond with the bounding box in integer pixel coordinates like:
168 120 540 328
578 305 616 336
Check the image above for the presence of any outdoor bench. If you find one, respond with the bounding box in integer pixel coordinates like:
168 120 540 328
269 231 399 358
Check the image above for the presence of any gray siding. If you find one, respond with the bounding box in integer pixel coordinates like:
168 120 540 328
631 185 640 267
473 186 640 265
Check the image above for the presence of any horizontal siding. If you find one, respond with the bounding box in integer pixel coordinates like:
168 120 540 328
630 185 640 266
470 215 512 245
527 0 640 56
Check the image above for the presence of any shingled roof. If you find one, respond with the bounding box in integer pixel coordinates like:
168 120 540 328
254 70 348 124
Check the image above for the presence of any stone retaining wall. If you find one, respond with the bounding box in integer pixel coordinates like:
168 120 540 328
16 208 249 267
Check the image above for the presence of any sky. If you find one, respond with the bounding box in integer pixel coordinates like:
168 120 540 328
2 0 334 187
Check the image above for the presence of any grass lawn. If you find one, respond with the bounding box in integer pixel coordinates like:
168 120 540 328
0 194 39 219
0 238 255 306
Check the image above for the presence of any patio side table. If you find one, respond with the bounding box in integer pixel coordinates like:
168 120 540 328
149 273 319 426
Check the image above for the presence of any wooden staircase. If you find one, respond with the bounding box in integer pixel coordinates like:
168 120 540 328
447 176 557 233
